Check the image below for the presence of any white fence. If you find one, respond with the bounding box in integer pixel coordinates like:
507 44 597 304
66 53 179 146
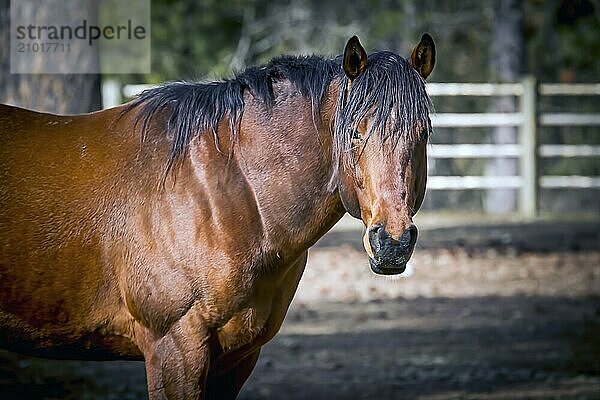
102 78 600 218
427 78 600 217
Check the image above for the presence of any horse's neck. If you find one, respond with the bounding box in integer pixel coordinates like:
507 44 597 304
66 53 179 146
235 82 345 258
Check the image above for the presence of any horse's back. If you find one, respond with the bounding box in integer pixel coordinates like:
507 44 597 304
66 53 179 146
0 103 143 359
0 104 125 251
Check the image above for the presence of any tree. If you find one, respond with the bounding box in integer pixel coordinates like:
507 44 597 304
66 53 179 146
0 0 101 114
485 0 524 214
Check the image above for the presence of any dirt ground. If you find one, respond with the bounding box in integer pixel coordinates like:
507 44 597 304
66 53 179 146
0 221 599 400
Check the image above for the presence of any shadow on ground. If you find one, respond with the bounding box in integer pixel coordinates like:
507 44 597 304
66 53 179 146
1 295 599 400
1 221 599 399
240 295 600 400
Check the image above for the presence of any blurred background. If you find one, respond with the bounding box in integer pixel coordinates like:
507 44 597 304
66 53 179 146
0 0 599 399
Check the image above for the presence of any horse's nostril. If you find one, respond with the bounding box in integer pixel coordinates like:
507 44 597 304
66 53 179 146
404 224 418 247
398 224 417 248
368 224 385 254
369 224 383 235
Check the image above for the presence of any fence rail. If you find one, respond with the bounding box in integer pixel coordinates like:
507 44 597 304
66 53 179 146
102 78 600 218
427 78 600 218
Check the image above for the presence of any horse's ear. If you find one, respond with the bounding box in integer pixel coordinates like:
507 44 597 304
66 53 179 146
409 33 436 80
343 36 368 80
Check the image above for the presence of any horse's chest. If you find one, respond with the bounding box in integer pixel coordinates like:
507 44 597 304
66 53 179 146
215 253 308 354
216 306 272 353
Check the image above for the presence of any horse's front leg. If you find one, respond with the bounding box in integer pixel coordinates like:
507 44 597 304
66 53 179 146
138 307 211 400
206 348 261 400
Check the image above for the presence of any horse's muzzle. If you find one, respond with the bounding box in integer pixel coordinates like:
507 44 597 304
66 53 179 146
367 224 418 275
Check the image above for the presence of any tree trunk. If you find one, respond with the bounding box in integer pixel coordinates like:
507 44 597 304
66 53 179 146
0 0 101 114
484 0 524 214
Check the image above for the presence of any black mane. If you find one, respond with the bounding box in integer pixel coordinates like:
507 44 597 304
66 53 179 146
333 51 433 172
126 51 432 174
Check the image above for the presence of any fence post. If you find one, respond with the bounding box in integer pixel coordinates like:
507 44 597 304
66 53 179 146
101 79 122 109
519 76 538 218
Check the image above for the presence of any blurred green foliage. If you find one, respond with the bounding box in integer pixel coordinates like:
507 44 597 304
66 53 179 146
556 15 600 80
142 0 599 84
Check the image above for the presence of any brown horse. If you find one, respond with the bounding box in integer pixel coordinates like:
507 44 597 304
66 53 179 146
0 34 435 399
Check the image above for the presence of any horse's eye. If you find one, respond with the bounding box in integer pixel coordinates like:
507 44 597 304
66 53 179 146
351 130 362 141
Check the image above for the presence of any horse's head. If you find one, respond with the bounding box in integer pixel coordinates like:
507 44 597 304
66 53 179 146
334 34 435 275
